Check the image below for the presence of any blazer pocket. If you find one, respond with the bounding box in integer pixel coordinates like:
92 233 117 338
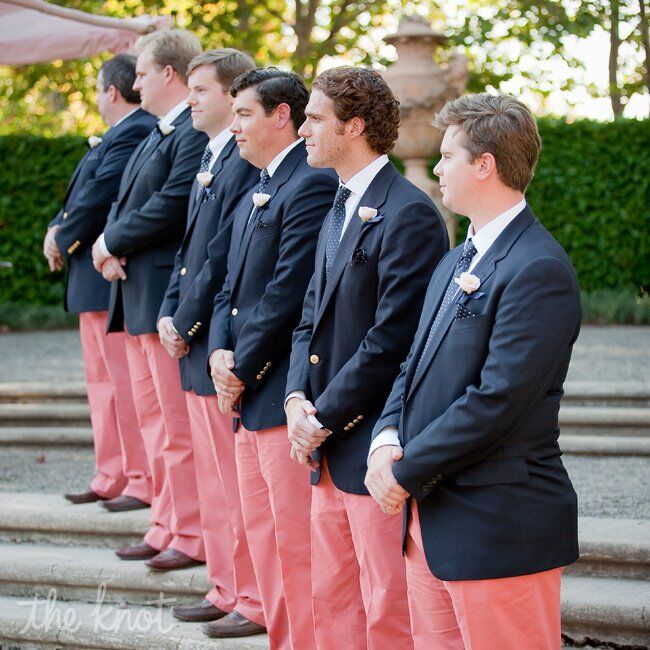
451 313 488 331
454 458 529 486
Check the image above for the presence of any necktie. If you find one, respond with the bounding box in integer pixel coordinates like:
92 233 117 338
195 145 213 202
247 168 271 226
142 125 162 152
324 185 352 278
414 238 478 375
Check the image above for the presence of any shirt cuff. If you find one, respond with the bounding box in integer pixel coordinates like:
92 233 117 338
367 427 401 465
98 233 111 257
284 391 325 429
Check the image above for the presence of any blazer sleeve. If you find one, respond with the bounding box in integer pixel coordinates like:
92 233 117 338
392 256 581 499
208 269 235 355
314 200 448 436
231 171 338 389
102 127 207 256
53 131 147 256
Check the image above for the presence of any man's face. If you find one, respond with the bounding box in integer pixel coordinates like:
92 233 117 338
298 89 345 169
133 49 168 117
187 65 232 136
95 71 110 124
433 125 478 215
230 86 280 168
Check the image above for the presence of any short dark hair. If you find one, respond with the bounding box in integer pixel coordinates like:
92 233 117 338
100 54 140 104
230 67 309 132
312 67 400 155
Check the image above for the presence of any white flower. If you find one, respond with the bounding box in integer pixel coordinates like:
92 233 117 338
358 206 378 222
196 171 214 187
252 192 271 207
158 121 175 136
87 135 103 149
454 272 481 294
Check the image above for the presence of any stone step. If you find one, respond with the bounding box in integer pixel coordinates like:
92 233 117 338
0 426 92 446
0 383 87 403
0 493 147 548
0 595 269 649
0 403 90 426
0 543 211 605
561 575 650 647
563 382 650 408
560 434 650 456
571 517 650 580
559 406 650 437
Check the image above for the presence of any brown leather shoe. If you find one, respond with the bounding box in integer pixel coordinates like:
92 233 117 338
172 599 227 622
101 495 150 512
145 547 204 571
115 540 158 561
64 488 106 504
203 611 266 638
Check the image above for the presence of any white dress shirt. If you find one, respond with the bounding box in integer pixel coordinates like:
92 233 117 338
99 102 189 257
284 154 391 422
367 198 528 461
206 127 233 172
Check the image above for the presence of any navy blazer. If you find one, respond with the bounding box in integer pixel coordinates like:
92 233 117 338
286 162 449 494
104 107 209 334
158 137 259 395
208 142 338 431
50 109 156 313
373 205 581 581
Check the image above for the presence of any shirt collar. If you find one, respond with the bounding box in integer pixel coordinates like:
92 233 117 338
467 198 527 257
266 138 303 177
160 100 188 126
341 154 389 198
112 107 138 128
208 128 233 163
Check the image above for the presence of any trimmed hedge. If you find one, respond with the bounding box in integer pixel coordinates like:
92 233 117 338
0 119 648 312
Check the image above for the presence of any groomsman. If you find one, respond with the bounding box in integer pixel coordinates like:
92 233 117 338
366 94 581 650
44 54 155 508
285 67 448 648
208 68 337 645
91 29 208 569
155 49 264 633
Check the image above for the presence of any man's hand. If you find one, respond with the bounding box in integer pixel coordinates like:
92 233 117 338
92 236 110 271
43 226 63 272
365 445 410 515
285 397 330 455
100 256 127 282
157 316 189 358
290 445 319 470
209 349 245 405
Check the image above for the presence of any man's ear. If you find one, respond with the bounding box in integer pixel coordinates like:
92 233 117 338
162 64 176 85
347 116 366 138
274 102 292 130
107 85 118 104
476 152 497 181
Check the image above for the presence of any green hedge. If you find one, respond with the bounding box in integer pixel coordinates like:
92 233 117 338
0 119 648 311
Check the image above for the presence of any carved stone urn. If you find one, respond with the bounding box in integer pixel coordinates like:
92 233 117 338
383 16 468 245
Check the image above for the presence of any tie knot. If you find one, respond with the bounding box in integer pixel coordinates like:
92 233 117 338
259 169 270 191
335 185 351 205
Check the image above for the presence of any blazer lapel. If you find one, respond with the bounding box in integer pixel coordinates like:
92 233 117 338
406 205 537 400
313 162 399 330
229 143 306 293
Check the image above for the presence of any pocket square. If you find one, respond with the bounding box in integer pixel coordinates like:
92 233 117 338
454 303 481 320
351 248 368 264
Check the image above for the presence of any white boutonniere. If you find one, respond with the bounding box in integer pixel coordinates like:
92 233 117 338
196 171 214 187
87 135 103 149
455 272 481 294
252 192 271 207
358 206 378 223
157 121 175 136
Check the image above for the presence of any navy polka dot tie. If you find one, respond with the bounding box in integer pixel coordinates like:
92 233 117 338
143 125 162 151
195 144 213 202
415 238 478 374
325 185 352 278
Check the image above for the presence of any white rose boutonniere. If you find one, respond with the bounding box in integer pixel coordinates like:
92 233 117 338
87 135 103 149
454 272 481 294
252 192 271 207
196 171 214 187
358 206 378 223
157 121 175 136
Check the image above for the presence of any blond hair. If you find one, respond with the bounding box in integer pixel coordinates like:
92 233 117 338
187 49 255 92
433 93 541 193
135 29 202 85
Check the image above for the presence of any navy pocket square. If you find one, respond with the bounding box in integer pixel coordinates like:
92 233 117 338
351 248 368 264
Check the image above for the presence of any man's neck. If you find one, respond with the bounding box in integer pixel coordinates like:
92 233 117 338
204 117 232 140
467 190 525 233
107 103 138 127
156 89 189 119
258 133 298 169
337 146 382 184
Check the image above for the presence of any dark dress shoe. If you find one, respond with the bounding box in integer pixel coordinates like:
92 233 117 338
101 495 150 512
64 489 106 504
172 599 227 622
203 611 266 638
115 540 159 560
145 547 204 571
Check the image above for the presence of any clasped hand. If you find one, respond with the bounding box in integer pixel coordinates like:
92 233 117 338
209 349 244 415
285 398 330 470
157 316 189 359
364 445 410 515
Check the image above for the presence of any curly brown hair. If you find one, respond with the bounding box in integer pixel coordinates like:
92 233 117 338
312 67 400 155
